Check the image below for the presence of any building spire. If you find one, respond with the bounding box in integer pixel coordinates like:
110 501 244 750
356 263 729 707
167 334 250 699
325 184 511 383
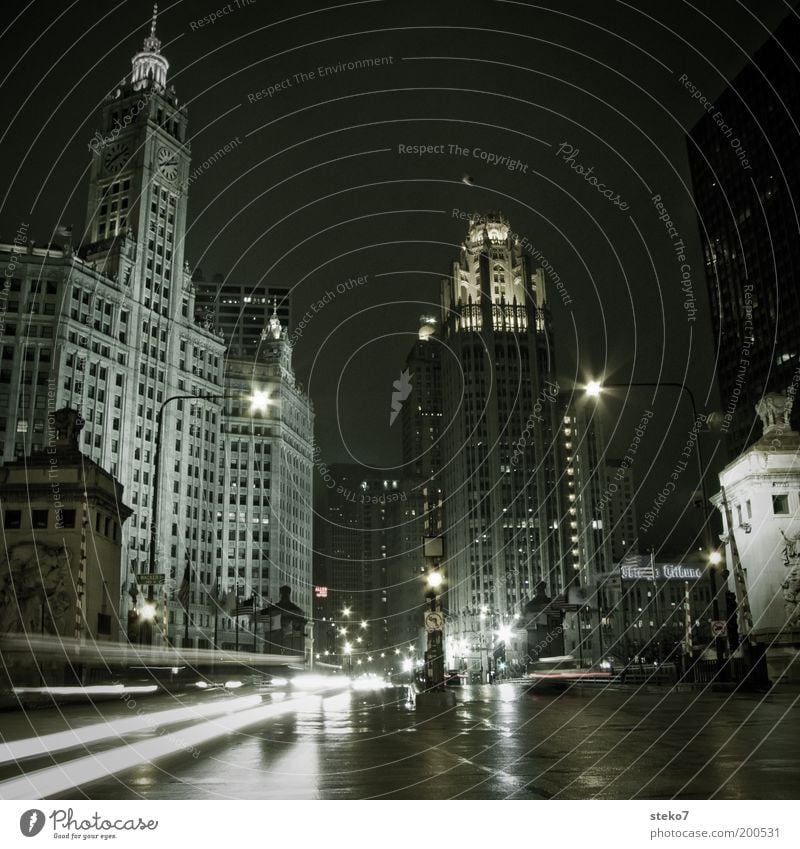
142 2 162 54
132 2 168 90
264 300 283 340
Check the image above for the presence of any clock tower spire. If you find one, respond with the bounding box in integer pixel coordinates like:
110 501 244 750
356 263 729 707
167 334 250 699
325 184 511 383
131 4 169 92
84 3 191 319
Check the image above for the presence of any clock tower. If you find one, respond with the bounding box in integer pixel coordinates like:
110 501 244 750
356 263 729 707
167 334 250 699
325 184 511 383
84 4 190 318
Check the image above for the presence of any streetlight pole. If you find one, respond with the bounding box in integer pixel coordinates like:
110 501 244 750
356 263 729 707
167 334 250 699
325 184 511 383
147 390 269 647
148 392 225 648
424 569 445 690
587 380 726 673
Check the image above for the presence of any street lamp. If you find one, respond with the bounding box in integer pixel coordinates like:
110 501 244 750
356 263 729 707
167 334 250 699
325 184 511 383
146 389 270 648
496 624 513 644
585 380 602 398
249 390 270 412
139 603 156 622
427 571 443 590
424 570 446 690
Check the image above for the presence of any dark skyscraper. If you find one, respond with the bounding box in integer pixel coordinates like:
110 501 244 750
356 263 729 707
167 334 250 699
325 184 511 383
194 273 291 361
688 13 800 458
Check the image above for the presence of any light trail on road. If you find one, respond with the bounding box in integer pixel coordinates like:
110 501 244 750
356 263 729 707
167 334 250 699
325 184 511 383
0 694 262 766
0 681 350 800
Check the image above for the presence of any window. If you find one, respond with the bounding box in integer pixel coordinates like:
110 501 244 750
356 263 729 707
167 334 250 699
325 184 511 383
773 494 790 515
32 509 48 529
4 510 22 529
96 613 112 636
59 509 77 528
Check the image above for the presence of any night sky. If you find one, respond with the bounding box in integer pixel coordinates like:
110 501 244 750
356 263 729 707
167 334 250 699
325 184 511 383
2 0 796 553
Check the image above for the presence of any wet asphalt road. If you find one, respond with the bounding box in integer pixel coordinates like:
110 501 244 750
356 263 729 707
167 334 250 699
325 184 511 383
2 682 798 800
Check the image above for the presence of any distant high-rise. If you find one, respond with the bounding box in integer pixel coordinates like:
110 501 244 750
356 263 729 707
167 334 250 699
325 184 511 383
439 212 567 668
605 458 638 564
560 395 612 586
315 465 401 660
387 317 445 655
688 13 800 458
194 273 291 361
557 395 622 661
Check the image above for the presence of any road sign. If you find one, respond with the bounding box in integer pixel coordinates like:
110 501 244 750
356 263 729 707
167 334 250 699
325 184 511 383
424 611 444 632
136 574 166 585
711 620 726 637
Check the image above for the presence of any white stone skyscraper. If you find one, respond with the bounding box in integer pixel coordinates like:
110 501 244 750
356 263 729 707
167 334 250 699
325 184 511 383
212 309 314 650
440 213 567 666
0 13 314 649
1 13 225 638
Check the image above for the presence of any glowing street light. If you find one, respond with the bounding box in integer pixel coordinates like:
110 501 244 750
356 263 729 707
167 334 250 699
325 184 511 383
360 620 368 629
427 571 443 589
139 603 157 622
249 390 270 412
496 624 513 644
709 551 723 566
585 380 603 398
342 607 351 618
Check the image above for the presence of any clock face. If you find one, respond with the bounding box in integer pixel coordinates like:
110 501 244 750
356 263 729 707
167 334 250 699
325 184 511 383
102 141 131 174
157 146 179 182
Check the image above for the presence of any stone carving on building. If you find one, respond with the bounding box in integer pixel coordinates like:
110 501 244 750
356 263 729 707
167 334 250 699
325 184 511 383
780 529 800 627
0 542 71 635
756 392 792 435
52 407 84 447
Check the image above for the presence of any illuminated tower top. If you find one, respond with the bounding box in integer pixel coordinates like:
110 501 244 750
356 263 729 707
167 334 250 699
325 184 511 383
131 4 168 91
441 212 548 334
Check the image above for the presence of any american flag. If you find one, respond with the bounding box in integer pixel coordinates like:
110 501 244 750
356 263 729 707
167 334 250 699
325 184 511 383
233 597 257 617
204 579 219 607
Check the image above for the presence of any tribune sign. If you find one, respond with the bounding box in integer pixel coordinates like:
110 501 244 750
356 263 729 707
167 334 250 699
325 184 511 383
620 563 703 582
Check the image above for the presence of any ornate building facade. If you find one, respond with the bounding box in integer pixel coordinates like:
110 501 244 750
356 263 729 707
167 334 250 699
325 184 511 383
0 15 314 650
712 393 800 682
439 213 568 671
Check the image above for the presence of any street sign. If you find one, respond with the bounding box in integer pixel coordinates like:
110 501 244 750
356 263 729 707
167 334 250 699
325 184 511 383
424 611 444 632
711 620 726 637
136 574 166 585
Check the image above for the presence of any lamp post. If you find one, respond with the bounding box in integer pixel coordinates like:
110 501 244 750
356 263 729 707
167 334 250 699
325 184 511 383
586 379 727 674
146 389 270 647
424 570 445 690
